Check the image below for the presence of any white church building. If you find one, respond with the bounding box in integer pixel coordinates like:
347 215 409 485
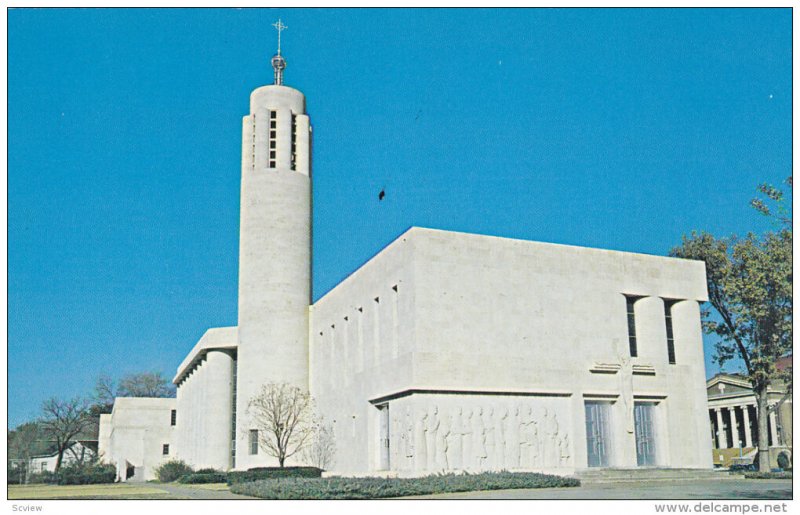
99 30 714 480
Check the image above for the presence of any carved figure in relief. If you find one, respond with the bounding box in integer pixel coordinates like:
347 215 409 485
405 407 414 463
530 407 541 468
482 407 496 469
438 406 452 469
448 408 464 470
462 408 474 470
616 345 635 434
558 432 571 466
518 406 533 468
505 405 521 469
416 408 428 471
428 406 440 470
472 406 487 469
496 407 508 467
546 409 562 467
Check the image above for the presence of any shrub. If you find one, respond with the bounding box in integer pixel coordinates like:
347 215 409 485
776 452 791 471
227 466 323 485
195 467 223 474
155 459 194 483
178 472 228 484
56 462 116 485
7 466 27 485
27 471 58 484
229 471 580 499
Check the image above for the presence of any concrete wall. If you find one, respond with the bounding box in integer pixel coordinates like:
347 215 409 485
310 232 416 473
98 397 176 481
236 84 311 470
311 227 713 474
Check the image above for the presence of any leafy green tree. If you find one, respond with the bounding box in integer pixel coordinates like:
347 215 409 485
670 178 792 472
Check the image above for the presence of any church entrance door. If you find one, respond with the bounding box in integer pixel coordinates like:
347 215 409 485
634 402 657 466
585 401 611 467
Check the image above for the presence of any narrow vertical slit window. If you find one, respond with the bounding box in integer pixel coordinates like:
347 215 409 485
291 114 297 171
664 299 677 364
625 295 639 358
249 429 259 455
170 409 176 426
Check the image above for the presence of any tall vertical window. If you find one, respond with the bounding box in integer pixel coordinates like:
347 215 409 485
268 110 277 168
664 299 677 364
625 296 639 357
291 114 297 171
251 116 256 170
170 409 176 426
249 429 259 455
162 444 170 455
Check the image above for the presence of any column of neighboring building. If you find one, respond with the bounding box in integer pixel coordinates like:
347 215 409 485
715 408 727 449
731 407 743 448
742 404 753 448
769 410 780 446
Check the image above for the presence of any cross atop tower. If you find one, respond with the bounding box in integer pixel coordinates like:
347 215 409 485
273 19 288 55
270 19 288 85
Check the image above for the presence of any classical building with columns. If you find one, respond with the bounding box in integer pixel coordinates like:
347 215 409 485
706 360 793 468
99 26 716 480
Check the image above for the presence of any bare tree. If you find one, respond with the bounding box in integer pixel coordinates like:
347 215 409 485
117 371 176 398
93 373 117 414
39 397 93 472
247 383 315 467
302 418 336 470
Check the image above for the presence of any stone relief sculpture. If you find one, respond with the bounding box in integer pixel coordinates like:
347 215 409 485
462 408 474 470
496 407 508 466
482 407 495 469
415 408 428 471
616 343 636 434
392 399 571 473
437 406 451 469
504 406 521 469
405 407 414 465
448 407 464 470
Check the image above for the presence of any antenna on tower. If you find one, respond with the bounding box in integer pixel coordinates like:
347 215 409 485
271 19 288 85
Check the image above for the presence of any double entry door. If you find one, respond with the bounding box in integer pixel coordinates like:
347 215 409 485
585 401 658 467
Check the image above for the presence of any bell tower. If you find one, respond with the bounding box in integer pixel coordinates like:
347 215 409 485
235 19 312 469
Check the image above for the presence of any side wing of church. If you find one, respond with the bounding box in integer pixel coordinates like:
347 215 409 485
310 227 712 474
99 30 714 480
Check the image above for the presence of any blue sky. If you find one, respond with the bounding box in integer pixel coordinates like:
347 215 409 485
7 8 791 428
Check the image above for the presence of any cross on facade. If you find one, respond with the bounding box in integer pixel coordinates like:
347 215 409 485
273 19 288 54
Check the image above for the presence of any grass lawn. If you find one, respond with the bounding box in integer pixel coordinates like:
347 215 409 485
8 483 183 500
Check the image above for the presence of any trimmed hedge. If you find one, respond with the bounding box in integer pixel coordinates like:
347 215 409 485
155 459 194 483
229 471 580 499
227 466 323 485
26 463 116 485
179 472 228 484
27 471 58 484
744 471 792 480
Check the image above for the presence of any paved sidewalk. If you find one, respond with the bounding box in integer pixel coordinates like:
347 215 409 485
404 478 792 500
